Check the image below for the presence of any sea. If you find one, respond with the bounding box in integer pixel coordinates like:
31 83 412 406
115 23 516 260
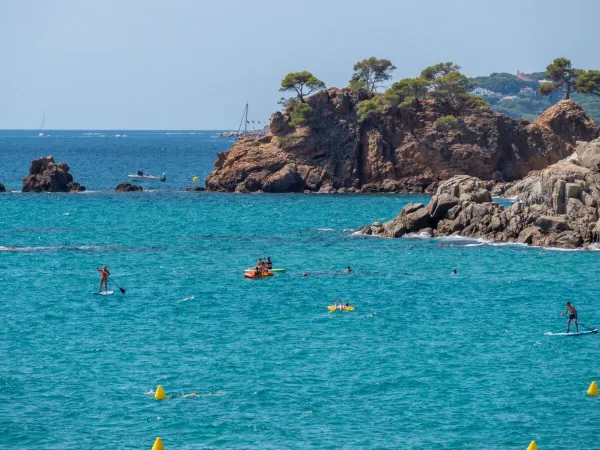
1 130 599 449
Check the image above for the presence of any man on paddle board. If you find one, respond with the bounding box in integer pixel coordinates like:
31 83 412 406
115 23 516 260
561 302 579 333
96 265 110 293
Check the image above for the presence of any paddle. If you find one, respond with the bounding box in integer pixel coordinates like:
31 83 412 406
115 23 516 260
109 277 126 294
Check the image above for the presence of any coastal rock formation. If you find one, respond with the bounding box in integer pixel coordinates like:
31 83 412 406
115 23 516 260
206 91 600 193
115 183 143 192
22 156 85 193
0 183 5 192
359 138 600 249
185 186 206 192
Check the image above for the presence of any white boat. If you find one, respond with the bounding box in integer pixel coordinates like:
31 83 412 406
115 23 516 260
127 172 166 182
38 114 46 136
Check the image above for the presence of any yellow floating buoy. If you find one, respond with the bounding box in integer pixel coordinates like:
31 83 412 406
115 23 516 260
152 437 164 450
527 441 537 450
192 176 198 183
154 385 166 400
588 381 598 396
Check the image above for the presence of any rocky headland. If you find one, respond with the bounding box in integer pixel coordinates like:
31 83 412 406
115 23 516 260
22 156 85 193
206 91 599 193
358 138 600 249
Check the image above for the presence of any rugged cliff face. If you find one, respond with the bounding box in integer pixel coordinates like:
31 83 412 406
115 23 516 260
206 89 600 193
359 138 600 249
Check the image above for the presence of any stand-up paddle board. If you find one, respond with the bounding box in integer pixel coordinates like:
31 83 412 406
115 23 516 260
91 291 114 296
545 329 597 336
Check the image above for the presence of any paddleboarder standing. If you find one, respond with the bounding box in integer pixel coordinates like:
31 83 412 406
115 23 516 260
561 302 579 333
96 265 110 293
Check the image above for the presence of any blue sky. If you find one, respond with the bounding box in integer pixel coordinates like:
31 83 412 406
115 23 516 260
0 0 597 130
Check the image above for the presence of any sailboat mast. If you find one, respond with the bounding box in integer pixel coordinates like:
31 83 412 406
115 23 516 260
41 114 45 131
237 103 249 137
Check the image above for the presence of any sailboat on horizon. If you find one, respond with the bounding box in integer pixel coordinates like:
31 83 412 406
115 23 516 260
38 114 46 136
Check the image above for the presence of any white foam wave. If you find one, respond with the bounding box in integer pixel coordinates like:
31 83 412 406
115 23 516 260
405 231 433 239
0 245 104 253
178 296 195 303
316 228 335 232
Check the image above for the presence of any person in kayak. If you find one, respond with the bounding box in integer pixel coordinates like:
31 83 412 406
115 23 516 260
265 257 272 270
96 265 110 293
561 302 579 333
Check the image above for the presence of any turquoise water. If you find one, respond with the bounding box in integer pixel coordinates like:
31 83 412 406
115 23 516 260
1 132 600 449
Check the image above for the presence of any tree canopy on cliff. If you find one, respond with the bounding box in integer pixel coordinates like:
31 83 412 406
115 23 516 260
576 70 600 97
280 72 326 102
350 57 396 92
538 57 582 99
357 62 479 123
422 63 472 106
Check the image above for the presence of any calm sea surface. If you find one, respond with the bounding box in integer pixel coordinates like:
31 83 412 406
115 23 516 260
1 130 599 449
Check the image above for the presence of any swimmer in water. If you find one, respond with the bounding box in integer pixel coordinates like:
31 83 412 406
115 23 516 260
345 266 352 273
451 268 457 275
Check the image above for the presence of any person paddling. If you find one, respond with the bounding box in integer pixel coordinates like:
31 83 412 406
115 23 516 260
265 257 272 270
561 301 579 333
96 265 110 293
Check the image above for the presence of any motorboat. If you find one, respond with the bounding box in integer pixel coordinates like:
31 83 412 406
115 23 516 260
128 172 166 182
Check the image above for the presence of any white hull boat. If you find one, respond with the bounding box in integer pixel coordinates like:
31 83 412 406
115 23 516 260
128 172 166 182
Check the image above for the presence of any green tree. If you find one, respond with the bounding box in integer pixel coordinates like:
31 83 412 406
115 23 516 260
391 77 430 99
348 78 369 96
422 63 471 106
576 70 600 97
435 115 459 131
357 97 384 123
280 71 326 102
421 62 462 82
350 57 396 92
539 57 582 99
289 102 313 126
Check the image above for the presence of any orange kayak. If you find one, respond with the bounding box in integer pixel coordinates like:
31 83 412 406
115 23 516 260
244 271 273 279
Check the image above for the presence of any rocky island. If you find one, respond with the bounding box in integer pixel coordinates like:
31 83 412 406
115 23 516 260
206 95 598 194
22 156 85 193
204 59 600 248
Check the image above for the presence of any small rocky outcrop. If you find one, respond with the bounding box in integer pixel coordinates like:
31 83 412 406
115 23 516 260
185 186 206 192
22 156 85 192
0 183 6 192
115 183 143 192
359 139 600 249
206 90 600 194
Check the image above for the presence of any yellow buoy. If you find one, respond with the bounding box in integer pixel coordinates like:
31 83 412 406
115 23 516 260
527 441 537 450
152 437 164 450
588 381 598 396
192 176 198 183
154 385 166 400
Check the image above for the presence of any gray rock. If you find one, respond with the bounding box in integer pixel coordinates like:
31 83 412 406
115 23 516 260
576 139 600 171
427 194 459 221
517 226 543 244
535 215 570 233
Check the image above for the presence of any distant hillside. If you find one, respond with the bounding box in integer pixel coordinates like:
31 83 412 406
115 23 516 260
470 72 600 123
